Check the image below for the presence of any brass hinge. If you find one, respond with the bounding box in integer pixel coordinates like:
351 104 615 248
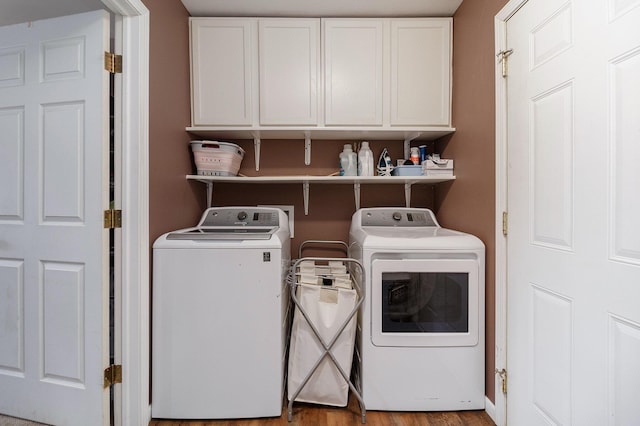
104 52 122 74
104 209 122 229
104 364 122 388
496 368 507 395
502 211 508 236
497 49 513 77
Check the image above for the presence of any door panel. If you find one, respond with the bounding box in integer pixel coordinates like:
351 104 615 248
0 10 110 426
390 19 451 126
530 285 572 425
0 106 23 220
530 82 573 250
190 18 254 126
610 50 640 264
42 102 85 220
0 259 23 372
323 19 383 126
259 19 319 125
506 0 640 424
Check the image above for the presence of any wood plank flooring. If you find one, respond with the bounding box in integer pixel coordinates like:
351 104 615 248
149 396 495 426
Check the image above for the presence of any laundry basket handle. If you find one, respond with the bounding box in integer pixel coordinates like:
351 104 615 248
298 240 349 259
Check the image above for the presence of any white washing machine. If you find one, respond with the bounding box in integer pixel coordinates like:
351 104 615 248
152 207 291 419
349 207 485 411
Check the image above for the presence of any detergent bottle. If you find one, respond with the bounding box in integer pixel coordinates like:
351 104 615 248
358 141 374 176
339 144 357 176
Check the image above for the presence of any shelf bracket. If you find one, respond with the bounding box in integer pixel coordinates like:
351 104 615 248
302 181 310 215
404 182 412 208
254 137 261 171
304 133 311 165
354 182 361 210
205 181 213 207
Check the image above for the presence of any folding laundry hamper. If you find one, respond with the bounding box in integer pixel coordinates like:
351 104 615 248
286 245 365 423
288 282 357 406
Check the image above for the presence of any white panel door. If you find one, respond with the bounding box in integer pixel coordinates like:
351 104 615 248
190 18 255 126
258 19 319 126
323 19 383 126
506 0 640 424
390 18 451 126
0 10 110 426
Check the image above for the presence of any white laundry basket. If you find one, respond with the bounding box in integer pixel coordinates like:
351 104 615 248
190 140 244 176
287 282 357 407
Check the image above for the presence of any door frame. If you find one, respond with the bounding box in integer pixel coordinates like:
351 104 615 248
494 1 528 425
100 0 150 424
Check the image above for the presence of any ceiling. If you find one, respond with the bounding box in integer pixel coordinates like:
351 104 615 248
0 0 463 28
181 0 463 18
0 0 106 27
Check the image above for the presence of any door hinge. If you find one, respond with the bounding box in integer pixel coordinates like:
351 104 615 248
497 49 513 77
502 211 508 236
104 364 122 388
496 368 508 395
104 209 122 229
104 52 122 74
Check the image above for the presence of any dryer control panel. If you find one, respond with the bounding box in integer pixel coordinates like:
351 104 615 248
360 208 439 227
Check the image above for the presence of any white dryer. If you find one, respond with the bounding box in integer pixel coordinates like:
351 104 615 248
349 207 485 411
152 207 290 419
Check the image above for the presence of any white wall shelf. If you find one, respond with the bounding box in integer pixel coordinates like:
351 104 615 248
186 127 456 170
187 174 455 214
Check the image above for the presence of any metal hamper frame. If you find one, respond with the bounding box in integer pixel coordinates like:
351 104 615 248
286 240 366 423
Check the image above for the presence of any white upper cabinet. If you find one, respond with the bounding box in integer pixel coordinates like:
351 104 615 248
323 18 452 128
390 19 451 126
190 18 256 126
323 19 384 126
258 19 320 126
188 17 454 140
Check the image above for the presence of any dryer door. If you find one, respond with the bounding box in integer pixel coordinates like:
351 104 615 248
371 258 480 347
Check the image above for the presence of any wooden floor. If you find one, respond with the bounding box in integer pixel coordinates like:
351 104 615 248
149 396 495 426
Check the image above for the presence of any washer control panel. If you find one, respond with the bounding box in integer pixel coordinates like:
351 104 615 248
198 207 280 227
360 208 439 227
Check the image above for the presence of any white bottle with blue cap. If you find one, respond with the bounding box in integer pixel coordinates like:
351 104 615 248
339 144 357 176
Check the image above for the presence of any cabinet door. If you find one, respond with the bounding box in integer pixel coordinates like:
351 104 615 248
190 18 255 126
259 19 319 126
324 19 383 126
390 19 452 126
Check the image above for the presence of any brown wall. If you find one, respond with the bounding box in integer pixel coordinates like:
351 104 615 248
443 0 510 402
212 139 435 257
146 0 202 245
144 0 509 405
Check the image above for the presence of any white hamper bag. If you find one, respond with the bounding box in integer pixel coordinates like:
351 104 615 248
288 284 357 407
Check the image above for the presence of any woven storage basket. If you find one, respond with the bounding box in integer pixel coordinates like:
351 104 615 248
190 141 245 176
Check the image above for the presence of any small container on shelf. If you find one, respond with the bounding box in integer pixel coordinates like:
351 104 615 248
392 165 423 176
410 147 420 165
423 158 454 176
